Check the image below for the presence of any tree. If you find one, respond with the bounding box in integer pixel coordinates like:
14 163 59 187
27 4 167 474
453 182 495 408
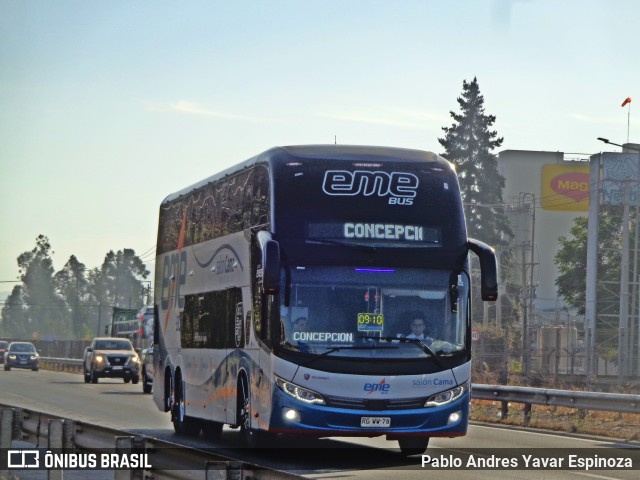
555 213 623 315
1 237 151 339
0 285 29 338
555 208 626 359
438 77 512 246
15 235 68 338
54 255 90 338
89 249 150 309
439 78 514 326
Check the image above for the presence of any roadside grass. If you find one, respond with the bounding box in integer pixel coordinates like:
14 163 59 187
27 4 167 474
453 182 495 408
470 400 640 441
470 370 640 441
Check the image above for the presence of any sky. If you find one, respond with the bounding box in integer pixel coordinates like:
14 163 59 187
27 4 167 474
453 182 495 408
1 0 638 294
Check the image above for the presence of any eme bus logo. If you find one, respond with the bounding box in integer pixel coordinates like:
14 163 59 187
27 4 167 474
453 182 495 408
364 378 390 394
323 170 419 205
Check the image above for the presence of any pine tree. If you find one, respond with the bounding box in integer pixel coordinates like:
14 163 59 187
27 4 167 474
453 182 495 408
439 77 512 246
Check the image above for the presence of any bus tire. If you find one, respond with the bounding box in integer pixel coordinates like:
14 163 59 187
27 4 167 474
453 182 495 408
202 420 223 440
172 372 200 437
142 367 152 394
238 376 259 447
164 368 172 412
398 436 429 456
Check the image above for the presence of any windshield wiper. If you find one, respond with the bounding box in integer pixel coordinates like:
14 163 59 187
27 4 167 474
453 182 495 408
306 238 440 249
305 238 377 252
300 345 398 367
371 336 445 369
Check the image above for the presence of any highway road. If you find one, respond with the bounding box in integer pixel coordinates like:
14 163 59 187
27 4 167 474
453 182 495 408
1 368 638 479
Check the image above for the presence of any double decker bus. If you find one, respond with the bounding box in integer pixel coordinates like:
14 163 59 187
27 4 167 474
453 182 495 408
152 145 497 454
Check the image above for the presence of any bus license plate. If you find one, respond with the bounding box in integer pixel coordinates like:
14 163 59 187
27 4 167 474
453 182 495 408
361 417 391 428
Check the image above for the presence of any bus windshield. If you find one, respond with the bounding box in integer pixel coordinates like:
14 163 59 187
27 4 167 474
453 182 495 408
278 266 469 360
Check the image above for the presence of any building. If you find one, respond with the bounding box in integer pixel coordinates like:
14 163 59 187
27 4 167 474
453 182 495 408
497 150 590 325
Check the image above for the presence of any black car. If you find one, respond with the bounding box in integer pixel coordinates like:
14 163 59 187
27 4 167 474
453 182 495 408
0 340 8 364
140 346 154 394
4 342 39 371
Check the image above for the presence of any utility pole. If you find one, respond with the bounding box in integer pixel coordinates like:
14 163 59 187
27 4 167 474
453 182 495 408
618 180 631 384
597 138 640 381
519 192 536 378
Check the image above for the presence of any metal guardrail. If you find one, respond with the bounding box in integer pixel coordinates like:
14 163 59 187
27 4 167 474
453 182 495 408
0 406 302 480
2 371 640 477
471 384 640 414
40 357 640 415
40 357 84 373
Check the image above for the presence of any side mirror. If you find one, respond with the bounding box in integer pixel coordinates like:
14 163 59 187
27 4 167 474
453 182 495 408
467 239 498 301
257 231 281 295
449 272 459 313
263 239 281 294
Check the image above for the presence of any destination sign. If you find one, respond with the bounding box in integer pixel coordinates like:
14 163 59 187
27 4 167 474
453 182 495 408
307 222 440 245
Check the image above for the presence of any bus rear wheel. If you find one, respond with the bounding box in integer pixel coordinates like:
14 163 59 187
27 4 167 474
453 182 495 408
172 374 200 437
398 437 429 456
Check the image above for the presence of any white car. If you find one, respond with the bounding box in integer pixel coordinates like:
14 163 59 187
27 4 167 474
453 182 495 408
83 337 140 384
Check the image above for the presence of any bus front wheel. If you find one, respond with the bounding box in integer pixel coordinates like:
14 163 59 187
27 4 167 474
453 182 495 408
202 420 223 440
398 437 429 456
238 376 259 447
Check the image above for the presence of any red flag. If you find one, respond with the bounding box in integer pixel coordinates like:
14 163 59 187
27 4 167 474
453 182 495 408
621 97 632 107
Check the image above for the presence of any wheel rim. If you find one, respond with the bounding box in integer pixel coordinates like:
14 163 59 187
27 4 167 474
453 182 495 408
240 379 250 429
178 398 185 423
239 378 255 444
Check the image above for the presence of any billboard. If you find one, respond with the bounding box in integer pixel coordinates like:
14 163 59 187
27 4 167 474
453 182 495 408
541 164 589 211
602 152 640 205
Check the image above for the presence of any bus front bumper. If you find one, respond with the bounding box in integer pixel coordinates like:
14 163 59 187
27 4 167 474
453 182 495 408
268 387 469 438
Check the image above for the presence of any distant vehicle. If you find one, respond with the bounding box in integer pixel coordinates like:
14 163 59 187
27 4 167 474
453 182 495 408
104 306 154 349
137 305 154 344
0 341 8 364
4 342 39 371
140 346 154 394
83 337 140 384
105 307 140 339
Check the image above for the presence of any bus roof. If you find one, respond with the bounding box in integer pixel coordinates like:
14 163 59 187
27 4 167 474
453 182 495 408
161 145 452 205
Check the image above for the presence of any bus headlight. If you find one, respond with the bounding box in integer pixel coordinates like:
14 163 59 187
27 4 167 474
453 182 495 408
275 376 326 405
424 382 468 407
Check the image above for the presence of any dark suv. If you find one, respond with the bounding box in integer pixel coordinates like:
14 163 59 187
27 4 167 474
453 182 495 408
83 337 140 384
4 342 39 371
